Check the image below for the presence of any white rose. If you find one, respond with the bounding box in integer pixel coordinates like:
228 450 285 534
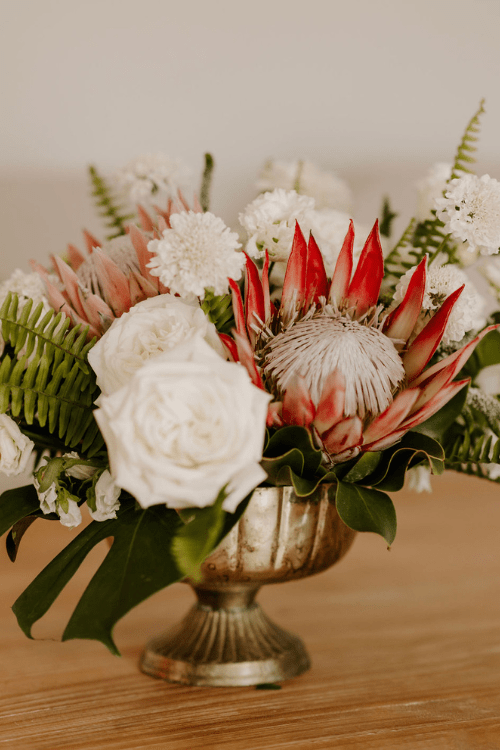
88 293 226 395
94 338 271 512
90 470 121 522
0 415 34 476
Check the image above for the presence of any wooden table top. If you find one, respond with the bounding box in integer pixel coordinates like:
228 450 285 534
1 472 500 749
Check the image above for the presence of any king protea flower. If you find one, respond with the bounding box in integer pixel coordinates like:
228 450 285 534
225 221 496 464
30 194 200 338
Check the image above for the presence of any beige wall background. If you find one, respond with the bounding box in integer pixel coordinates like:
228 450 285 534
1 0 500 279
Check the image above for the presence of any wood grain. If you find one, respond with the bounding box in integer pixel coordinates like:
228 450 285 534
1 472 500 749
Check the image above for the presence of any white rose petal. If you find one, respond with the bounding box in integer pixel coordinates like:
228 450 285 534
90 470 121 522
94 338 271 512
34 477 58 515
88 293 226 395
63 451 99 480
0 415 34 477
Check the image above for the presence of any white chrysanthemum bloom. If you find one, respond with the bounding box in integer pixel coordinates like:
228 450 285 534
88 293 225 395
435 174 500 255
407 465 432 493
416 163 452 222
394 263 485 345
89 470 121 522
0 415 34 476
147 211 243 299
239 189 315 261
482 259 500 301
257 160 353 213
112 153 192 208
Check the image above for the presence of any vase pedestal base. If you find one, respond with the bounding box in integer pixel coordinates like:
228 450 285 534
139 586 310 687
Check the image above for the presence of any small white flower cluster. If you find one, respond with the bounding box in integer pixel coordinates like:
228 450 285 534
34 453 121 529
147 211 244 298
112 153 192 208
0 269 48 308
257 160 353 213
394 263 485 346
239 189 315 262
435 174 500 256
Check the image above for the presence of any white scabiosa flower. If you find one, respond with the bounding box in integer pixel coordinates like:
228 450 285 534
88 293 225 395
147 211 243 299
112 153 192 208
89 470 121 522
257 160 353 213
394 263 485 345
435 174 500 255
0 415 34 476
239 189 315 261
416 163 452 222
0 269 49 308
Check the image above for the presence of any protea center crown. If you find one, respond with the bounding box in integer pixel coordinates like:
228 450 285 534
225 219 495 464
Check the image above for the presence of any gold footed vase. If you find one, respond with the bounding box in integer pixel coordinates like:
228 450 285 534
140 485 356 687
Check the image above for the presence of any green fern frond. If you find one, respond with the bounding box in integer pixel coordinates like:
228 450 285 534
0 294 104 457
199 153 215 213
89 165 135 240
384 217 418 278
444 421 500 482
450 99 485 181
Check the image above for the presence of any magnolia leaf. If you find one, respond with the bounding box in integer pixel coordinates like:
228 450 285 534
476 329 500 368
274 465 322 497
343 452 382 483
336 481 397 546
370 433 445 492
172 491 226 582
261 448 305 483
0 485 40 537
264 426 322 477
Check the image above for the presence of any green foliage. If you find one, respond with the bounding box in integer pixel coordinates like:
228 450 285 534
201 290 235 335
379 197 398 238
450 99 486 181
200 153 215 212
336 482 396 547
8 490 251 655
384 218 418 280
0 484 40 538
0 293 104 456
89 165 134 240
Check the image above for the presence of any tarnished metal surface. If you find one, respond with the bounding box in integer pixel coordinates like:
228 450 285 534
140 485 355 686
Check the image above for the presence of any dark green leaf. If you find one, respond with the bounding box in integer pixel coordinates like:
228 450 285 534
61 503 183 653
264 426 322 477
336 481 397 546
369 432 445 491
261 448 304 483
255 683 282 690
6 516 38 562
343 452 382 483
476 329 500 369
0 485 40 537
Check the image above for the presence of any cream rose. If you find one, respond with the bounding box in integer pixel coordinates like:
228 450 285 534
88 294 226 395
94 339 271 512
0 415 34 476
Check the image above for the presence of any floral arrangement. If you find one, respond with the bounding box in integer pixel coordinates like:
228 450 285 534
1 101 500 655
